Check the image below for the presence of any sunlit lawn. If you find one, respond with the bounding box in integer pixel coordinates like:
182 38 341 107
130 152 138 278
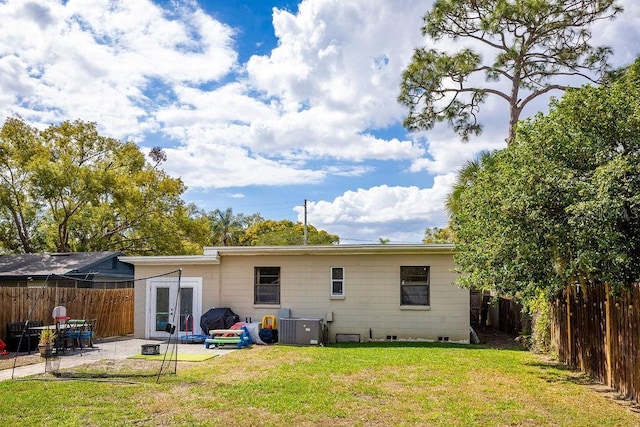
0 342 637 426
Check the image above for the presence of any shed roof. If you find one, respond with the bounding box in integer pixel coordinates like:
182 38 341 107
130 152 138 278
0 251 124 277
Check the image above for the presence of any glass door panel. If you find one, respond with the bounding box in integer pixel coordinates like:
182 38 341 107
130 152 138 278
179 287 194 333
155 287 170 332
147 278 202 339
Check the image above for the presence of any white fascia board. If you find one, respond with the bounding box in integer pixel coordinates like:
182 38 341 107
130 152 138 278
204 244 456 257
119 255 220 265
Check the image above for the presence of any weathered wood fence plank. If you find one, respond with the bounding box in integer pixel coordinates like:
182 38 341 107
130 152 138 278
0 287 134 341
552 283 640 402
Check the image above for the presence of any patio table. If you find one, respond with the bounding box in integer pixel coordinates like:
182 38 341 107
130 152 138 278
29 320 94 352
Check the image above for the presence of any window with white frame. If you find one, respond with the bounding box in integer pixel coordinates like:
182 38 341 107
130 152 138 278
254 267 280 305
400 266 430 306
331 267 344 297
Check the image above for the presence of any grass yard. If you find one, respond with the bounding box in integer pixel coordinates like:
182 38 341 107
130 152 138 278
0 342 637 426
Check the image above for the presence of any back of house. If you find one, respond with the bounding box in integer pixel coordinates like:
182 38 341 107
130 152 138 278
123 244 469 344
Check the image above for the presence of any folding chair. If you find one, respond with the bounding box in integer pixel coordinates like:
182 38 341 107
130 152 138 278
78 319 96 348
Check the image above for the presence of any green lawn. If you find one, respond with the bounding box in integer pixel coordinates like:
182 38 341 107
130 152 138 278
0 342 637 426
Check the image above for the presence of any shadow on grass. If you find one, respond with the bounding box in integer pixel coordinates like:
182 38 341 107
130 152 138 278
525 358 640 414
327 341 529 352
524 358 591 384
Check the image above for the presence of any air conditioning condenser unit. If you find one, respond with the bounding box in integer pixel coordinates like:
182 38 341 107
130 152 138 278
278 318 323 345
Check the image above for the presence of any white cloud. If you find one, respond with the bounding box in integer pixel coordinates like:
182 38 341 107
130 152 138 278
297 174 457 243
0 0 477 189
242 0 429 162
592 0 640 68
150 0 432 185
248 0 425 117
0 0 637 244
162 142 326 188
0 0 237 138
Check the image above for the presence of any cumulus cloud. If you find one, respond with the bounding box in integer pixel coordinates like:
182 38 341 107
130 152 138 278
0 0 237 138
163 142 327 188
0 0 637 243
244 0 427 156
296 174 457 243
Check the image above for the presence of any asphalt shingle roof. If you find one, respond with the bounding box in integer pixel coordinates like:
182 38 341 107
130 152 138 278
0 252 120 277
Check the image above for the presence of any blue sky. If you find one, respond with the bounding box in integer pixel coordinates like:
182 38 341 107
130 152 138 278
0 1 638 244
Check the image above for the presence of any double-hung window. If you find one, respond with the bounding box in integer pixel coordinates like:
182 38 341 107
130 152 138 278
254 267 280 305
400 266 430 306
331 267 344 298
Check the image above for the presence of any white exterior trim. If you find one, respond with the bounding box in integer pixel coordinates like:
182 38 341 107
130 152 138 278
122 255 220 265
203 244 455 257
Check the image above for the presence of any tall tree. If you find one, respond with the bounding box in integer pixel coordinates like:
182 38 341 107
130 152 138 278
423 226 455 244
207 208 263 246
240 219 339 246
208 208 241 246
453 59 640 302
398 0 622 143
0 118 46 252
0 117 207 255
132 202 211 255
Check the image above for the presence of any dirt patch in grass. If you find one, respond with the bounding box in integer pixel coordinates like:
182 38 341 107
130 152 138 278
474 327 523 349
0 353 42 370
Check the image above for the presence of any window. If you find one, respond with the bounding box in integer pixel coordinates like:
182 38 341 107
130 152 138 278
254 267 280 305
400 266 430 306
331 267 344 297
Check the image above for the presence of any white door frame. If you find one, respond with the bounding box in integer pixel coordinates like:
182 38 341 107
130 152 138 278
146 276 202 339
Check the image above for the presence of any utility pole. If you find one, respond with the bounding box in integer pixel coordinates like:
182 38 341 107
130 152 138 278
303 199 308 246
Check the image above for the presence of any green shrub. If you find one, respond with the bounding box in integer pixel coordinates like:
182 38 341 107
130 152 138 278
528 290 552 353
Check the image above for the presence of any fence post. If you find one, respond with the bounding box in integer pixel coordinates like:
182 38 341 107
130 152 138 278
605 282 612 387
566 284 572 364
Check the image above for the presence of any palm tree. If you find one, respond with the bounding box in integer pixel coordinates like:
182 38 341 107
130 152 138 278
446 150 495 217
208 208 242 246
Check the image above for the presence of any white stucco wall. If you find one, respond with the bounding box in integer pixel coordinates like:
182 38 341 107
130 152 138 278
217 252 467 343
124 245 469 343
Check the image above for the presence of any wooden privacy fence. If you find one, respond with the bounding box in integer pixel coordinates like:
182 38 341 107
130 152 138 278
0 287 134 341
497 297 529 335
551 283 640 402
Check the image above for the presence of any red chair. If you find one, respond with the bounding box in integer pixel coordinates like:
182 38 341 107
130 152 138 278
0 338 8 355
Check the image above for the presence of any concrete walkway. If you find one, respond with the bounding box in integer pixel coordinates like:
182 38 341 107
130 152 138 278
0 337 232 381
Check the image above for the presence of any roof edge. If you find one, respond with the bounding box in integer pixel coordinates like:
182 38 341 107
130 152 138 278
119 255 221 265
204 244 455 256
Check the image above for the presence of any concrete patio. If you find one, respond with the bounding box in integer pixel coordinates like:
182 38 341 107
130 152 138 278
0 336 233 381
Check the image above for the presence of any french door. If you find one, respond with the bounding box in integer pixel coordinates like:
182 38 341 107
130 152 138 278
147 277 202 339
